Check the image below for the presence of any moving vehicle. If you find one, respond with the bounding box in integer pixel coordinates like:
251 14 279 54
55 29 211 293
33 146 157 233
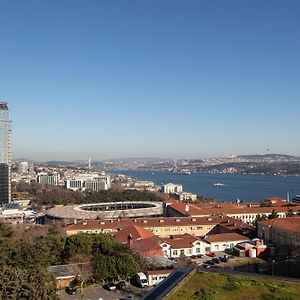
135 272 148 288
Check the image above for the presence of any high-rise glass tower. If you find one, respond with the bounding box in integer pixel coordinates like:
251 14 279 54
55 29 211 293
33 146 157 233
0 102 12 204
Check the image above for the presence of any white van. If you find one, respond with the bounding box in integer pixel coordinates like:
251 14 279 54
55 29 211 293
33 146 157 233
135 272 148 288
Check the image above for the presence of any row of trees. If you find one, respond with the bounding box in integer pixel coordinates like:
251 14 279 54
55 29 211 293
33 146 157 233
0 222 142 299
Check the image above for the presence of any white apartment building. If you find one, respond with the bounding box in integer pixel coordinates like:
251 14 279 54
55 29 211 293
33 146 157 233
37 172 60 186
162 183 183 194
65 173 111 192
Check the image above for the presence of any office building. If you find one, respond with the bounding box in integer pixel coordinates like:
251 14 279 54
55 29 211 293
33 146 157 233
0 102 12 204
37 172 60 186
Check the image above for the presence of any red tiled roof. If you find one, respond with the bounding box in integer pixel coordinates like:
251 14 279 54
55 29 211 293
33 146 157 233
218 219 255 230
167 200 210 216
161 233 199 249
114 225 155 243
131 236 163 257
166 200 300 217
203 232 248 244
194 205 300 216
66 215 228 232
258 217 300 234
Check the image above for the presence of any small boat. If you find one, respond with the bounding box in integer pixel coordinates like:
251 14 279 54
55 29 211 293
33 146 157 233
213 183 225 186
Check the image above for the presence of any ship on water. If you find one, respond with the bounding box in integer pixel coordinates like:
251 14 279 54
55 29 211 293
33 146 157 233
213 183 225 186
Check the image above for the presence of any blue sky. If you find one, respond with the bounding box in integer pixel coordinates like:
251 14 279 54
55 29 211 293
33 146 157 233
0 0 299 160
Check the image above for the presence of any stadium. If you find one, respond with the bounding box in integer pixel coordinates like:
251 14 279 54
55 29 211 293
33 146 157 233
45 201 163 222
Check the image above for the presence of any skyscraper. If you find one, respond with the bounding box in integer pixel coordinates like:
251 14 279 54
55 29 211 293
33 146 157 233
0 102 12 204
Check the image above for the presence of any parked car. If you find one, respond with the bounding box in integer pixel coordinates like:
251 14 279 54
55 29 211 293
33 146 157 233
205 259 215 265
116 280 127 290
212 258 220 264
206 252 216 257
104 282 117 291
65 285 77 295
220 255 229 262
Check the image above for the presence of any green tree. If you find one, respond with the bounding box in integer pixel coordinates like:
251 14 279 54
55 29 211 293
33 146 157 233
0 265 58 299
115 254 140 279
286 209 294 217
93 255 117 281
255 214 267 224
268 210 279 220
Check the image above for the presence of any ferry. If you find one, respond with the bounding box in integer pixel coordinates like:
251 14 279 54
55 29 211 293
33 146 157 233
213 183 225 187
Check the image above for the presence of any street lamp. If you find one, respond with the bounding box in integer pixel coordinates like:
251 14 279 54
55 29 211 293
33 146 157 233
272 260 275 276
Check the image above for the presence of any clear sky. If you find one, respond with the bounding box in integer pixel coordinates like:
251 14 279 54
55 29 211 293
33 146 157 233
0 0 299 161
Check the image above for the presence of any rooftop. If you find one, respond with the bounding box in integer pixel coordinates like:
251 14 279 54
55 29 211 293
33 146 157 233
66 215 231 232
161 233 199 249
203 232 248 244
258 217 300 234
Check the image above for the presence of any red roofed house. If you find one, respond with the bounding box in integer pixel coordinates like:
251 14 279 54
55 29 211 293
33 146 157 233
114 225 163 257
160 233 207 258
202 232 248 252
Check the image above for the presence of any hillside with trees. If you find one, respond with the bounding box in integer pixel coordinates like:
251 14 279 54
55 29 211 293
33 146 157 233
0 222 142 299
12 181 164 207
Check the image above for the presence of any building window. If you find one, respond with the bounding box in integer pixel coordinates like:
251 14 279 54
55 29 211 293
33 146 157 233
173 250 178 256
187 249 192 255
215 245 219 250
196 248 200 253
197 226 203 230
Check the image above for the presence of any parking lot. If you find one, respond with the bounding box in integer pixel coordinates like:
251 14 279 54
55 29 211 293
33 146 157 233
58 283 151 300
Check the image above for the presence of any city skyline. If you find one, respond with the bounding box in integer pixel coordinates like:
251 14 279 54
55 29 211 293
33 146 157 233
1 1 300 160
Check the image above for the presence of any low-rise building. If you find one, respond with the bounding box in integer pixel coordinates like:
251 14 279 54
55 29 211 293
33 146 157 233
47 264 82 288
160 234 206 257
202 232 248 252
146 269 173 286
0 203 24 224
233 239 269 258
65 215 233 238
257 217 300 248
114 224 163 257
166 199 300 224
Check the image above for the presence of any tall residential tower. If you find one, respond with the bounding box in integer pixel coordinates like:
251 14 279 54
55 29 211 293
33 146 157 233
0 102 12 204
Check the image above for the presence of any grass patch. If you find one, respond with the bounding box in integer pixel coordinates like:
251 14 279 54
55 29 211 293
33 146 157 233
167 272 300 300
